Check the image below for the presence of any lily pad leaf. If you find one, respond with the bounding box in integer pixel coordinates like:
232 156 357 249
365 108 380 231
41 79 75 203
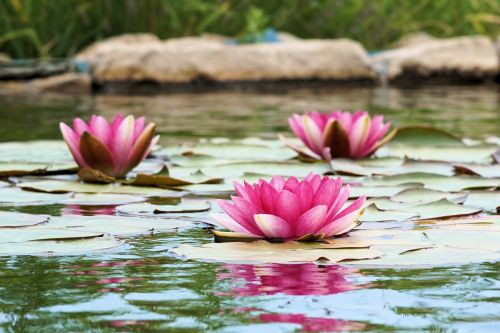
380 145 496 163
61 193 146 206
0 227 104 243
77 167 115 184
463 191 500 213
349 185 415 199
390 188 467 204
360 204 418 222
0 162 77 177
454 163 500 178
0 236 124 256
331 159 453 177
49 215 193 236
171 241 382 264
129 172 222 187
117 200 211 217
18 180 185 197
424 229 500 251
0 140 73 163
388 126 463 146
364 172 500 191
0 187 70 206
0 211 49 228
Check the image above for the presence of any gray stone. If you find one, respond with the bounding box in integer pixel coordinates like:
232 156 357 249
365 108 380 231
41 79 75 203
371 36 498 83
76 34 376 84
0 73 91 94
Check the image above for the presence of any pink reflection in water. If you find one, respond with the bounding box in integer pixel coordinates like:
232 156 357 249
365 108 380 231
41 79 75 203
61 205 116 216
258 313 365 332
218 263 367 296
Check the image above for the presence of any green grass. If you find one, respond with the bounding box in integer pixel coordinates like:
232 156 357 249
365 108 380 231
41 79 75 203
1 0 499 59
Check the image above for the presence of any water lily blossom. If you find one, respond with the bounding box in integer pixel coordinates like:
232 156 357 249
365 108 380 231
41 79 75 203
211 174 365 241
60 115 159 178
285 111 396 160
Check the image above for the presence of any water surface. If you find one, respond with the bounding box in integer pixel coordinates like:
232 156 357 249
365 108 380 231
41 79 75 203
0 85 499 332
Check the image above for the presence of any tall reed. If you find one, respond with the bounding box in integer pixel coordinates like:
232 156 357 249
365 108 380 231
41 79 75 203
1 0 499 58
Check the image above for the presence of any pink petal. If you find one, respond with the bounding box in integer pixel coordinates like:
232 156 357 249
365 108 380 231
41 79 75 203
89 115 111 145
314 177 342 207
254 214 293 239
302 115 325 154
111 115 135 170
59 122 86 166
294 205 327 237
295 180 314 213
319 209 361 237
133 116 145 140
349 114 370 158
259 181 279 214
217 199 263 236
276 189 301 223
270 176 286 191
73 118 89 136
210 213 260 236
120 122 156 176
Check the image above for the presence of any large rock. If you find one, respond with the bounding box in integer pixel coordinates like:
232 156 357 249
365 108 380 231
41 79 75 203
0 73 91 94
371 36 498 83
76 34 376 85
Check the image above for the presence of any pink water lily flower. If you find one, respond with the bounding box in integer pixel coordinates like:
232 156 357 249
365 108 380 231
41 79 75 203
286 111 396 160
60 115 159 178
211 174 365 240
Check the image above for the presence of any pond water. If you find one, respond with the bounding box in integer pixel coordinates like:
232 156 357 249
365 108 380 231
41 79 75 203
0 85 499 332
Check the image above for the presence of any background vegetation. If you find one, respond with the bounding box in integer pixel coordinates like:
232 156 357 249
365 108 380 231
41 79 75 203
1 0 499 59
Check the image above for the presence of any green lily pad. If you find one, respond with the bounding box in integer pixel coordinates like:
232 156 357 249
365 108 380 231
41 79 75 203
360 204 418 222
424 229 500 251
117 200 211 217
171 241 382 264
18 180 185 197
390 188 467 204
201 161 331 178
129 172 223 187
61 193 147 206
463 191 500 213
0 140 72 163
349 185 415 199
331 159 453 177
454 163 500 178
364 173 499 192
380 145 496 163
49 215 194 236
0 236 124 256
388 126 463 146
159 143 297 161
0 227 104 243
0 211 49 228
0 162 77 177
0 187 70 206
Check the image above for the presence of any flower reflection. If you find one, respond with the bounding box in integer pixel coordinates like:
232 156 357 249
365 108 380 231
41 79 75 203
218 263 367 296
258 312 365 332
61 205 116 216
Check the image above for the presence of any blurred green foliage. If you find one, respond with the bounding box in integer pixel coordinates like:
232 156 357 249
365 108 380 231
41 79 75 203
0 0 499 58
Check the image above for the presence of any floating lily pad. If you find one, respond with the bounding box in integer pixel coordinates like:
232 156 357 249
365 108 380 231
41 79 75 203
18 180 185 197
0 211 49 228
171 241 382 264
202 161 332 178
454 163 500 178
61 193 147 206
0 162 77 177
50 215 196 236
388 126 463 146
0 187 70 206
0 227 104 243
0 140 72 163
0 236 124 256
349 186 414 199
160 143 297 161
331 159 453 177
463 191 500 213
360 204 418 222
390 188 467 204
117 200 211 217
364 173 499 191
424 229 500 251
129 172 222 187
381 145 496 163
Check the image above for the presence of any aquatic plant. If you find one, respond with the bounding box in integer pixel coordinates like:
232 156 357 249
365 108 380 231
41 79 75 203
287 111 395 161
211 174 365 240
60 115 159 178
